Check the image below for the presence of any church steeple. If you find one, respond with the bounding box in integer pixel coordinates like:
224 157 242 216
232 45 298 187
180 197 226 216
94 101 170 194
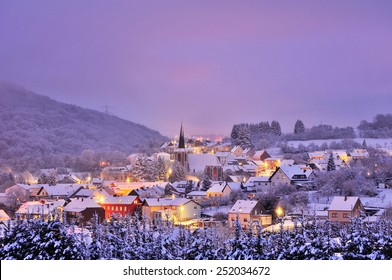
178 121 185 149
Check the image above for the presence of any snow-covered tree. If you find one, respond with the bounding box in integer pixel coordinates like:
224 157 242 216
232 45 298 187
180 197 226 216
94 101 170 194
170 161 187 182
294 119 305 134
271 120 282 136
327 153 336 171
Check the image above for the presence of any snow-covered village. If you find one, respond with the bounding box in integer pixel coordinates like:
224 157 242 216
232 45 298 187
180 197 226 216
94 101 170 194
2 0 392 267
1 118 392 260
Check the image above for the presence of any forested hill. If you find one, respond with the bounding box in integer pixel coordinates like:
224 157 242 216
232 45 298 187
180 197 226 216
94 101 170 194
0 82 168 166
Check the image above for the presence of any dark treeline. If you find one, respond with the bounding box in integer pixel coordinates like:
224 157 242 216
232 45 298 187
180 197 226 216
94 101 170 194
1 214 391 260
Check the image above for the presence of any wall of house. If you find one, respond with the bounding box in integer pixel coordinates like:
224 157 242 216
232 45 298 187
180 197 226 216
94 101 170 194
179 202 201 221
101 201 141 219
270 169 291 187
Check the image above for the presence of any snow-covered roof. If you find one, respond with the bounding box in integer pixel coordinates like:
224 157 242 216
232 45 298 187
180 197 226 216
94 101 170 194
64 197 103 212
229 200 258 214
227 182 242 191
328 196 361 211
72 188 96 198
39 184 84 197
207 182 228 193
103 195 139 205
349 149 369 158
253 150 268 157
129 185 165 198
16 200 66 215
188 154 221 173
143 197 194 207
278 165 313 180
0 210 10 220
186 191 207 197
215 151 232 157
245 176 270 187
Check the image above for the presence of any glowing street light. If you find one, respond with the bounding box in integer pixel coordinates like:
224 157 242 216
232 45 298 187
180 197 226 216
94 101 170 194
275 206 284 218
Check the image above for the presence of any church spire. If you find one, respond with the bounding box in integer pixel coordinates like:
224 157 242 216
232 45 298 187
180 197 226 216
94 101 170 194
178 121 185 149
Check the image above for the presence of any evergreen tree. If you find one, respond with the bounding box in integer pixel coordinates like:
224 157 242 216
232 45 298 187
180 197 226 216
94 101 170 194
156 156 166 181
327 152 336 171
294 119 305 134
170 161 187 182
132 154 148 181
271 120 282 136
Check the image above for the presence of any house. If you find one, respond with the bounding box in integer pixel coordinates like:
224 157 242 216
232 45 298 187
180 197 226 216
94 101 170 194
64 197 105 225
36 184 84 200
228 200 271 229
99 195 142 219
127 185 166 198
206 182 232 198
92 177 104 187
16 199 66 221
328 196 364 223
186 191 207 204
0 209 10 221
349 149 370 160
244 176 271 192
252 150 271 161
231 146 244 157
142 198 201 224
5 184 42 202
269 165 313 187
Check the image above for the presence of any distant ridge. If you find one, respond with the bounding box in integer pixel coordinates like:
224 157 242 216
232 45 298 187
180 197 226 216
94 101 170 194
0 82 169 163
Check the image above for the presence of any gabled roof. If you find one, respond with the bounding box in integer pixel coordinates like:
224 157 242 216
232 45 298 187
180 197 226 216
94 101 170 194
207 182 229 193
274 165 313 180
64 197 103 212
38 184 84 197
16 200 66 215
229 200 259 214
0 209 10 220
103 195 140 205
143 197 197 207
328 196 362 211
188 154 221 173
186 191 207 197
245 176 270 186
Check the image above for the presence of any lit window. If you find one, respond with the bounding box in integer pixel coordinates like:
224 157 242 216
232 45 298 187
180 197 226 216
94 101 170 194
120 207 123 211
124 207 127 211
332 213 338 218
343 213 349 218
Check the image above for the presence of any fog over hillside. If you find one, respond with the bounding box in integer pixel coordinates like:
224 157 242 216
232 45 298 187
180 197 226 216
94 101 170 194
0 82 168 168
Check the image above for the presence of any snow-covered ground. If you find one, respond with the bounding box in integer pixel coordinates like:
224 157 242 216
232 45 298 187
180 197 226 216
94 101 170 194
287 138 392 150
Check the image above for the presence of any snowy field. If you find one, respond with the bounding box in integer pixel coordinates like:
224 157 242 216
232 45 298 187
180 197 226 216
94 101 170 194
287 138 392 149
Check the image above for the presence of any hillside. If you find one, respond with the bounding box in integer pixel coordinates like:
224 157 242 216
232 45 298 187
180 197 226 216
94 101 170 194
0 82 168 165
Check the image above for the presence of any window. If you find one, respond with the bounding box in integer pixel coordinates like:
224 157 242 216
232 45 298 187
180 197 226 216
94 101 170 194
111 206 114 210
124 207 127 211
115 206 118 211
332 213 338 218
120 207 123 211
243 218 248 222
194 206 198 209
343 213 349 218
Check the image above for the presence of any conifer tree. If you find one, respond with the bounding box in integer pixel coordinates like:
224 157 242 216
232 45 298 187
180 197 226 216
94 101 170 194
294 119 305 134
327 152 336 171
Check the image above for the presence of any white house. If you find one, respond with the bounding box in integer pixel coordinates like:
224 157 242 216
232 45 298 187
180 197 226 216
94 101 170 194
142 198 201 224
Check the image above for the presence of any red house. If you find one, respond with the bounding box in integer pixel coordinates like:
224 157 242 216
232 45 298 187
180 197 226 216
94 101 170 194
99 195 142 219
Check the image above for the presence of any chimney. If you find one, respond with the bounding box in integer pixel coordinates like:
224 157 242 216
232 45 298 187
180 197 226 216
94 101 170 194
344 196 347 201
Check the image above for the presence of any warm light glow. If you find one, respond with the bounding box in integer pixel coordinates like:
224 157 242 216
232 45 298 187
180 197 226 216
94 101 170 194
276 207 284 217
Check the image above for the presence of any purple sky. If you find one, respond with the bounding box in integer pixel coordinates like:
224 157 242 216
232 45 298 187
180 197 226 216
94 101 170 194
1 1 392 137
